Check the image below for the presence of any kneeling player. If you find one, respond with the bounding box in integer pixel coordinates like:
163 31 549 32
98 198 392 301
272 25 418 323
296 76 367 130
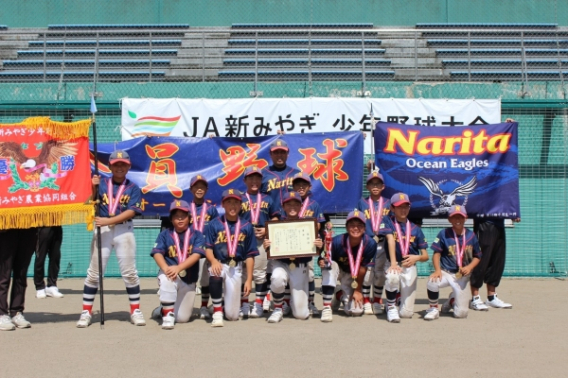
205 189 258 327
384 193 429 323
425 205 481 320
263 191 322 323
318 210 377 322
151 200 206 329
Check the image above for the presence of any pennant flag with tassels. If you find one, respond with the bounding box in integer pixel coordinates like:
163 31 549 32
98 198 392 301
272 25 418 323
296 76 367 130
0 117 94 230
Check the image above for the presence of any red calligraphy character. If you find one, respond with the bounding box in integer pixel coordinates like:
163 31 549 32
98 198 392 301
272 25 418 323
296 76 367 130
142 143 183 197
217 144 268 186
297 139 349 192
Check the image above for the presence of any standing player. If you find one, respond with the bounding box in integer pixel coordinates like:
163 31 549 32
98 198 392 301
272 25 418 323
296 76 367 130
205 189 258 327
318 210 377 322
34 226 64 299
291 172 325 316
151 200 206 329
261 139 300 206
77 150 146 328
356 171 395 315
425 205 481 320
263 191 323 323
240 167 280 318
384 193 429 323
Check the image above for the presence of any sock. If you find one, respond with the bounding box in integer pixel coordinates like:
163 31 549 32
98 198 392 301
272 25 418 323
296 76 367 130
362 285 371 304
321 285 334 307
427 289 439 307
255 281 268 304
201 286 210 307
82 285 97 314
488 295 495 301
272 291 284 308
308 280 315 304
386 290 398 307
126 285 141 314
209 276 223 313
373 285 384 304
161 303 174 316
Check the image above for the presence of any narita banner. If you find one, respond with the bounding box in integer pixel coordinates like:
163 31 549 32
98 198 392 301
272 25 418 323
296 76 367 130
374 121 520 219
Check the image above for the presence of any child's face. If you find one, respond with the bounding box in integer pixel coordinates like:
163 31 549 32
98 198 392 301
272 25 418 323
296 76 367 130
392 203 411 221
110 161 130 180
346 219 365 239
366 178 384 197
283 200 301 218
292 180 310 198
222 198 242 218
449 214 466 228
244 174 262 193
191 181 208 200
171 209 190 232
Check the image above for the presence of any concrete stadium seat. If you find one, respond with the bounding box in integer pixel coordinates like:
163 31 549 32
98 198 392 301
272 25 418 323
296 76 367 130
17 49 178 56
48 24 189 29
28 40 182 47
3 59 171 67
231 23 374 29
417 23 558 29
225 48 385 55
227 39 381 45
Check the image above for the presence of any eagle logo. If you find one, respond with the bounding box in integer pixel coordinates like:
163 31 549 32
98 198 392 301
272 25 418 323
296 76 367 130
0 140 78 192
418 176 477 216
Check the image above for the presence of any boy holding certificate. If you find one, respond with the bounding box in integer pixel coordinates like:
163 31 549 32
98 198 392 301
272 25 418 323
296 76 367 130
318 210 377 322
263 191 322 323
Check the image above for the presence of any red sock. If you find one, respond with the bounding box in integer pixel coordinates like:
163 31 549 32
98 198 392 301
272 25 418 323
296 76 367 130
284 298 290 305
364 297 371 304
82 304 93 314
266 292 271 301
255 298 263 304
213 306 223 313
130 304 140 314
162 308 174 316
373 297 383 304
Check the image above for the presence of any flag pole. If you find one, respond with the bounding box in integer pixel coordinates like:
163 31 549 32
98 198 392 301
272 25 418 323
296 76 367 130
91 94 105 329
369 104 376 172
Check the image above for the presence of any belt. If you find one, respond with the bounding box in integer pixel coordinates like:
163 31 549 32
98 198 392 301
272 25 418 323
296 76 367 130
441 268 459 274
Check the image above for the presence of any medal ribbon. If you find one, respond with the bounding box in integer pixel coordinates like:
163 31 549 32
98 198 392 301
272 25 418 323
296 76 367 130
453 230 466 268
223 217 241 259
107 179 126 216
245 193 261 225
394 220 411 257
346 236 365 280
368 197 384 235
191 202 207 232
299 198 310 218
172 229 191 264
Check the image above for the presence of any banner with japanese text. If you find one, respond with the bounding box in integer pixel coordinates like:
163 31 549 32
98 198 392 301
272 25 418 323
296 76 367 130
121 98 501 153
374 121 520 219
91 131 363 215
0 117 93 230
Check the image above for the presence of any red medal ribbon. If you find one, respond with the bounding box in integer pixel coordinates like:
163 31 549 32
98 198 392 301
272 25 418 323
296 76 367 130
394 220 411 257
245 192 261 226
368 197 384 235
223 217 241 260
191 202 207 232
346 236 365 280
299 198 310 218
172 229 191 264
453 230 466 268
107 178 126 216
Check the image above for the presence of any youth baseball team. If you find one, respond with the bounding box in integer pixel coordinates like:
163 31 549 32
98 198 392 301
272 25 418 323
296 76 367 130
0 138 515 330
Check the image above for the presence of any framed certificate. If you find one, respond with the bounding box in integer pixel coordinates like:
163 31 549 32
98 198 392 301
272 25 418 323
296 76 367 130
265 218 318 259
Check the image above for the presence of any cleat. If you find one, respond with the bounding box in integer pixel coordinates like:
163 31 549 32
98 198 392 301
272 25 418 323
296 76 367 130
470 296 489 311
239 302 250 319
363 302 374 315
76 310 92 328
282 301 291 316
387 306 400 323
199 306 211 320
267 308 283 323
320 306 333 322
424 307 440 321
250 302 264 318
211 311 224 327
309 302 320 316
130 309 146 326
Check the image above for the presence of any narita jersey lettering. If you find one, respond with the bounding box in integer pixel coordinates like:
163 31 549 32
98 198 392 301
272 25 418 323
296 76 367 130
150 228 206 284
356 197 394 237
240 193 280 227
98 178 142 217
205 216 259 262
431 228 481 273
298 196 326 223
331 234 377 273
389 216 428 263
261 165 301 206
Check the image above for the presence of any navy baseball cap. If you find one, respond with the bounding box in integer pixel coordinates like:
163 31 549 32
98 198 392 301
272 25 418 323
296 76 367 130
292 172 311 185
190 174 208 188
170 199 190 213
270 139 289 152
449 205 468 218
391 193 411 207
366 170 384 184
282 191 302 204
221 188 243 202
109 150 131 165
346 210 366 225
244 166 263 178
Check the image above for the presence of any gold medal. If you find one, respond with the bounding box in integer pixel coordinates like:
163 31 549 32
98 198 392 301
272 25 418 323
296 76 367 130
455 271 462 279
289 262 296 270
178 270 187 278
109 213 115 217
351 280 358 289
373 235 379 243
229 259 236 268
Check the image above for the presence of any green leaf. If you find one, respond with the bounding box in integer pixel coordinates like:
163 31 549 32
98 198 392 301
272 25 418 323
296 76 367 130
21 143 28 150
128 110 137 119
35 142 43 150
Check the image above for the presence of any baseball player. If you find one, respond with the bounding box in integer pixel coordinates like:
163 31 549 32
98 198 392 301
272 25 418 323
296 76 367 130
425 205 481 320
356 171 395 315
384 193 429 323
318 210 377 322
239 167 280 318
205 189 258 327
263 191 323 323
77 150 145 328
290 172 325 316
151 200 206 329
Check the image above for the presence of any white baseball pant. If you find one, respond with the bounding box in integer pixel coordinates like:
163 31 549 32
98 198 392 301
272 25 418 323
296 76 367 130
427 270 470 318
363 245 387 298
209 263 242 321
157 272 196 323
242 237 267 285
321 262 364 316
384 261 417 318
270 260 309 319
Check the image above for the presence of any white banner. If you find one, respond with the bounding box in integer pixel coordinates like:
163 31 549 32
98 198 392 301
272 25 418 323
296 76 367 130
121 98 501 154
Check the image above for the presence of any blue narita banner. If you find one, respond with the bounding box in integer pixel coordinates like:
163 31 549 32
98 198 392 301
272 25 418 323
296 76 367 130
374 122 520 219
91 131 363 215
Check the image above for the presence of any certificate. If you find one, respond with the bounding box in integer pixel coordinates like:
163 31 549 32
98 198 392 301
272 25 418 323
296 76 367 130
265 219 318 259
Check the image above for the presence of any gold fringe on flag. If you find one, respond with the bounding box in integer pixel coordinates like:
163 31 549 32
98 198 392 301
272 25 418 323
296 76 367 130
0 117 91 140
0 203 95 231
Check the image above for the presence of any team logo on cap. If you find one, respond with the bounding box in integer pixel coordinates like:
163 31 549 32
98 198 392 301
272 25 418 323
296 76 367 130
399 194 405 200
197 175 202 179
419 176 477 216
277 141 282 146
175 200 181 207
455 205 461 211
290 192 296 197
373 172 378 177
117 152 123 158
354 210 360 217
228 189 234 194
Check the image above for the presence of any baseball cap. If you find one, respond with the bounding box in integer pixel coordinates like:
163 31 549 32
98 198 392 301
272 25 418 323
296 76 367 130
221 188 243 202
292 172 311 185
109 150 131 165
169 199 190 213
282 191 302 204
390 192 411 207
270 139 289 152
190 174 208 188
345 209 366 225
243 166 263 178
448 205 468 218
366 170 384 184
